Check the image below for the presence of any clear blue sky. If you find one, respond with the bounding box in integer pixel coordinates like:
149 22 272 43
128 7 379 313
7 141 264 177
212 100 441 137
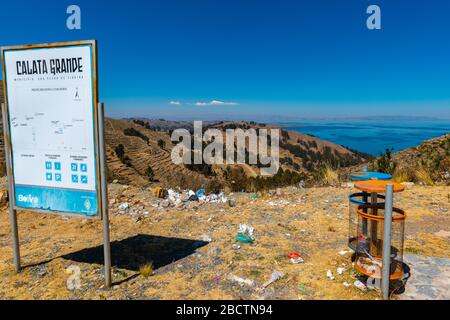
1 0 450 120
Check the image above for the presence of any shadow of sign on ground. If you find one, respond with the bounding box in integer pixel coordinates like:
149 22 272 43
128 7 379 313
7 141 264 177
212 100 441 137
62 234 209 272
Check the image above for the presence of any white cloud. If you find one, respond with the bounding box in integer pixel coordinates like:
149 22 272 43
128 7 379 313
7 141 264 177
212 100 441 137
194 100 239 106
169 101 181 105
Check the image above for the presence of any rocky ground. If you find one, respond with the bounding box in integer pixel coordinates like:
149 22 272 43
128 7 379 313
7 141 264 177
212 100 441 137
0 177 448 300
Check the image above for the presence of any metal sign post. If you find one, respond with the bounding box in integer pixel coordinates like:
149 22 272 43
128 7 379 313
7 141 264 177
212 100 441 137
97 102 111 288
2 103 21 272
382 184 394 300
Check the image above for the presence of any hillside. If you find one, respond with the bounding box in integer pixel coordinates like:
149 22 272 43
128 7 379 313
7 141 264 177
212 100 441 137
105 118 369 190
343 133 450 185
392 133 450 183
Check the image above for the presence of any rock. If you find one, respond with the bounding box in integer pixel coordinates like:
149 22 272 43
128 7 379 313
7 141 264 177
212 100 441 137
227 199 236 207
402 182 415 189
160 200 170 208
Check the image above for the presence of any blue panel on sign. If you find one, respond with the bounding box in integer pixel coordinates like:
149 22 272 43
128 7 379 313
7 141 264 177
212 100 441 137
45 162 52 170
54 162 61 171
15 185 98 215
80 164 87 172
55 174 62 182
71 163 78 172
72 175 79 183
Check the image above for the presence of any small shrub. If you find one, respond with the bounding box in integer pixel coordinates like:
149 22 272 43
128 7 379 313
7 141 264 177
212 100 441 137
375 148 397 174
320 164 339 186
114 144 132 167
123 127 149 144
414 165 434 186
0 161 6 177
114 144 125 160
392 166 410 183
145 165 155 181
139 263 154 277
157 139 166 149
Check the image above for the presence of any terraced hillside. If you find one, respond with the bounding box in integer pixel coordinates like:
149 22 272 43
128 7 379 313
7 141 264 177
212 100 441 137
104 118 209 189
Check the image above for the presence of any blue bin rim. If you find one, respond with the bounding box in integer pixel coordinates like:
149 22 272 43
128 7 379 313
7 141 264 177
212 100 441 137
348 192 386 204
351 171 392 181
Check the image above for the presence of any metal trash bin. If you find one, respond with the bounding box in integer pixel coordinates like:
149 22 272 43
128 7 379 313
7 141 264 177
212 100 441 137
352 180 406 280
348 192 385 251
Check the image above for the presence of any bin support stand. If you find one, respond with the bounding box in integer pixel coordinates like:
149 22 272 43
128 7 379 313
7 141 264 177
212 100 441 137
1 103 21 273
97 102 112 288
382 184 394 300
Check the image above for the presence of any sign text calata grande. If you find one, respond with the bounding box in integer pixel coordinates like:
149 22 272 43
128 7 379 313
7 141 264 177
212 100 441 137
15 57 84 76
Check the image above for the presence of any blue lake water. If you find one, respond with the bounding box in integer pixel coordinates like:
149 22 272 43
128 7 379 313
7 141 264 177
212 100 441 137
281 119 450 156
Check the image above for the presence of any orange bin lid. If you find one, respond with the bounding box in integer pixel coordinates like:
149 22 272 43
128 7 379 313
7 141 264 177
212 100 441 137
354 180 405 193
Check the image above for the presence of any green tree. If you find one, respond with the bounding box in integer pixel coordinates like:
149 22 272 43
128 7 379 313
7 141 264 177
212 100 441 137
157 139 166 149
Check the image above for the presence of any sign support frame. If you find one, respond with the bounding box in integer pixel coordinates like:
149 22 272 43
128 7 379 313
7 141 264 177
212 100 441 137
97 102 111 288
2 102 21 272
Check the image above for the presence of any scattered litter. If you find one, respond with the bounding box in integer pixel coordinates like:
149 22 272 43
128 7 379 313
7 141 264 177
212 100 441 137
262 270 284 288
196 188 206 199
236 233 254 244
326 270 335 280
338 249 352 256
236 224 255 244
239 224 254 236
189 194 199 202
288 252 304 264
298 284 308 294
232 244 241 250
354 280 367 291
230 275 255 287
249 193 259 199
268 200 290 207
118 202 129 211
152 187 167 199
200 234 212 242
342 282 351 287
366 277 381 291
336 267 345 275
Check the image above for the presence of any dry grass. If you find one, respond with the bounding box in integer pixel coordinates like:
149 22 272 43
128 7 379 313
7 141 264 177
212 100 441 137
139 263 154 278
320 164 339 186
414 165 435 186
392 166 410 183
